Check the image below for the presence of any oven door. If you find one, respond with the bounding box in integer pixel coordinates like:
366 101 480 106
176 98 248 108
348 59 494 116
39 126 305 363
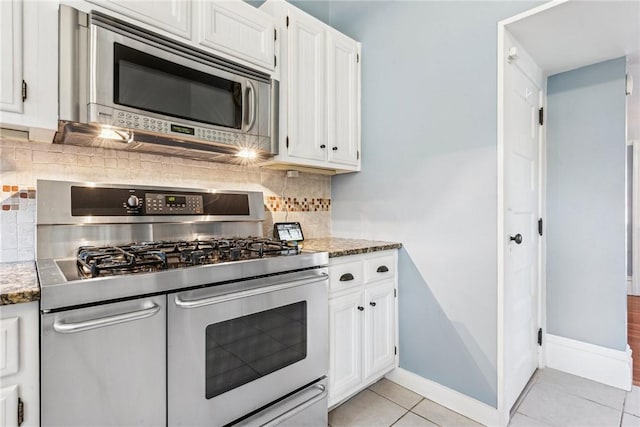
89 21 268 137
41 296 166 427
168 270 328 426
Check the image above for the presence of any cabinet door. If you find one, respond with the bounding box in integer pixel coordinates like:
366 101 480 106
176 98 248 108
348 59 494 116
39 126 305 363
328 291 363 405
87 0 191 39
0 316 19 378
0 0 23 113
198 0 275 70
0 384 18 427
327 30 359 167
363 280 396 380
286 9 327 162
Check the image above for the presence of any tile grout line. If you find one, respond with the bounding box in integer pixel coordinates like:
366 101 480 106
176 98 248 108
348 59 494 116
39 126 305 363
388 409 410 427
367 386 423 411
367 387 442 427
540 384 625 413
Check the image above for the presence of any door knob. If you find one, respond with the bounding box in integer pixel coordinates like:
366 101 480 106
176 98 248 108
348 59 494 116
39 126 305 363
509 233 523 244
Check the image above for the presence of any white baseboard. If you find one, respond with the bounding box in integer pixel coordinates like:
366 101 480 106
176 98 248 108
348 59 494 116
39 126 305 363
545 334 632 391
385 368 501 426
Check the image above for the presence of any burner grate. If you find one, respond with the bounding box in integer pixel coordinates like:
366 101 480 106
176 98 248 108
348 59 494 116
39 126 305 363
76 238 299 278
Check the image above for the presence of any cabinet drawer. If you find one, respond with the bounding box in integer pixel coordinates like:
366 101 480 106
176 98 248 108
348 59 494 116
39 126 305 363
0 316 19 378
364 254 396 282
329 260 363 293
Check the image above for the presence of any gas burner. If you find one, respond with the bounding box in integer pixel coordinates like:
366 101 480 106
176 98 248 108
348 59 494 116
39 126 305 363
76 238 300 278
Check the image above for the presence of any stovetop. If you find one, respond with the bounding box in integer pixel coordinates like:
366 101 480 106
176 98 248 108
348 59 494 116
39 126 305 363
76 238 300 279
35 180 328 312
37 240 327 312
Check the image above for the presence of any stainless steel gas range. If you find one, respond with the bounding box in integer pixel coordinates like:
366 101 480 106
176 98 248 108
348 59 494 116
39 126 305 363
36 180 329 427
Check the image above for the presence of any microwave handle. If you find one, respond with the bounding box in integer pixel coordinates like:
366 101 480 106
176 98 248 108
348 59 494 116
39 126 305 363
246 81 257 131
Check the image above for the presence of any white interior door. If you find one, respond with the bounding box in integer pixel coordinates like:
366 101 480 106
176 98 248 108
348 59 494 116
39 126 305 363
503 36 542 412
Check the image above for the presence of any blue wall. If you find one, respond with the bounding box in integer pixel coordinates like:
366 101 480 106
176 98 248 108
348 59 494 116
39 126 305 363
546 57 627 351
324 0 538 407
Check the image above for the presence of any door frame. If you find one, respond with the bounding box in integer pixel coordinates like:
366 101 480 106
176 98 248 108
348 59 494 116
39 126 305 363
497 11 550 426
633 140 640 295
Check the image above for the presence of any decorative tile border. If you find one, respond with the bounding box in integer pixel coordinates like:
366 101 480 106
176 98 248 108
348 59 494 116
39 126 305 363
1 185 36 211
265 196 330 213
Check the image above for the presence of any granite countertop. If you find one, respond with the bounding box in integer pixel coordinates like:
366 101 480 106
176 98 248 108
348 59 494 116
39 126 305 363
303 237 402 258
0 261 40 305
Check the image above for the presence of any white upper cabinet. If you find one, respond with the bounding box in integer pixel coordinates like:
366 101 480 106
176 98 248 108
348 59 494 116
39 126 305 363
327 30 359 167
82 0 276 72
198 0 275 70
286 8 327 162
260 0 362 174
0 0 23 114
0 0 58 141
86 0 192 39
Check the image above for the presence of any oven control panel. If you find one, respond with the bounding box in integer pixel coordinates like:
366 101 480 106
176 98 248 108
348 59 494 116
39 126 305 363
144 193 203 214
70 185 250 217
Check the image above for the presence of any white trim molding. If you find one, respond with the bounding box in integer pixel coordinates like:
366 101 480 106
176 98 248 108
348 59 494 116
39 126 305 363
545 334 632 391
632 141 640 295
385 368 504 426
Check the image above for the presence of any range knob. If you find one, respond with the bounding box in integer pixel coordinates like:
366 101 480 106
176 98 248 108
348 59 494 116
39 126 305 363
127 195 140 208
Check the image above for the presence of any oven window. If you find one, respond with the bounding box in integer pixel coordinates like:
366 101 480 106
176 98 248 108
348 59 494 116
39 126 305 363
114 43 242 129
205 302 307 399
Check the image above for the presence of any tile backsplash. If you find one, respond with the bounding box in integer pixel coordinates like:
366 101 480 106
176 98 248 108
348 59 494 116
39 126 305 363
0 137 331 262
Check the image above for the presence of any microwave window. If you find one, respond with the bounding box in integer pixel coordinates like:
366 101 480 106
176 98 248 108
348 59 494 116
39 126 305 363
114 43 242 129
205 302 307 399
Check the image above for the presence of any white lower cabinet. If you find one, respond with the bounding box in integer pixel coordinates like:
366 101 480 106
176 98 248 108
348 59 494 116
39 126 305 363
363 280 396 379
0 385 19 427
329 291 363 400
328 251 398 407
0 301 39 427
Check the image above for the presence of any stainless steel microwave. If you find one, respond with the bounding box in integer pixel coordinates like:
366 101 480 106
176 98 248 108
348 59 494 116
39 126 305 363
57 5 278 161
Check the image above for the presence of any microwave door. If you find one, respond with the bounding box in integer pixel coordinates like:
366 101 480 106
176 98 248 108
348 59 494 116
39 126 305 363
91 25 246 132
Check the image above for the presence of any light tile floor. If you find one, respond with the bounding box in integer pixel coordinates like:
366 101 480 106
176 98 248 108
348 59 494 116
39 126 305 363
329 368 640 426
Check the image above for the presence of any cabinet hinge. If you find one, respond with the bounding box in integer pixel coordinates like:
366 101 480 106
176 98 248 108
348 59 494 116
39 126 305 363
17 398 24 426
357 53 360 63
538 218 543 236
538 107 544 126
286 136 289 149
21 80 27 102
286 16 289 27
274 55 277 67
537 328 543 346
274 28 277 41
357 150 360 160
394 346 397 355
394 288 397 298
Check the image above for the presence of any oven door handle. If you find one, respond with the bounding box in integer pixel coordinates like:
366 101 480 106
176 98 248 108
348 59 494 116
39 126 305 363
52 302 161 334
174 274 328 309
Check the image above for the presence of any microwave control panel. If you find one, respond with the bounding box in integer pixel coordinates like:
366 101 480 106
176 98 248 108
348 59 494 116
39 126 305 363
90 105 245 146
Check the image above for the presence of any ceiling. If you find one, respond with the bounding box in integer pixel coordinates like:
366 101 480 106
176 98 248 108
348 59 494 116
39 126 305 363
506 0 640 141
